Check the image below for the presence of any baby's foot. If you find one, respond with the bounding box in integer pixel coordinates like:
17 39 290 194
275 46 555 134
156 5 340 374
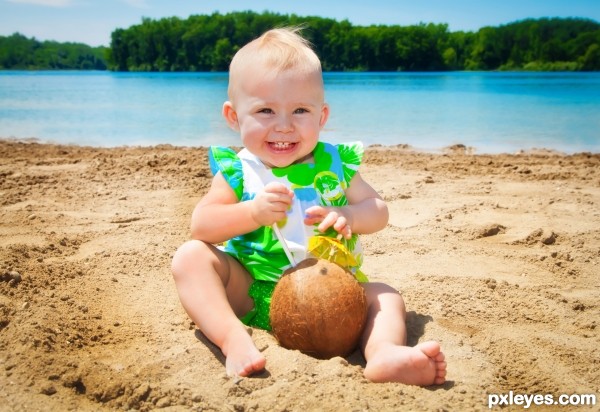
364 340 446 385
222 327 266 378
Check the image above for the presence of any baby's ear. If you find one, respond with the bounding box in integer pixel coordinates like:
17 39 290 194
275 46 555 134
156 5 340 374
319 103 330 129
222 101 239 131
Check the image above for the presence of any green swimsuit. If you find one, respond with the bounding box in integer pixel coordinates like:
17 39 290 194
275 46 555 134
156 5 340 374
209 141 365 330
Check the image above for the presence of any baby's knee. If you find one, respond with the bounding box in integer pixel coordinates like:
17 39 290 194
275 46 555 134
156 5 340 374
171 240 212 280
363 282 406 314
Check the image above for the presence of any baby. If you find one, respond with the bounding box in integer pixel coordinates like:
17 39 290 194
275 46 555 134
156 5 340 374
171 27 446 385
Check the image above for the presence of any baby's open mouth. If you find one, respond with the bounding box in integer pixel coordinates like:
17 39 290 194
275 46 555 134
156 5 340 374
269 142 296 150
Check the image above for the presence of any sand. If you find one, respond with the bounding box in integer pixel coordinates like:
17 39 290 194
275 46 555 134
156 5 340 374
0 139 598 411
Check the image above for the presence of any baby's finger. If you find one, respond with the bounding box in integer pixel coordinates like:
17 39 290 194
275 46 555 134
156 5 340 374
304 205 325 215
317 212 338 233
341 223 352 239
264 181 294 197
303 206 327 224
333 216 352 239
269 192 293 207
330 219 351 239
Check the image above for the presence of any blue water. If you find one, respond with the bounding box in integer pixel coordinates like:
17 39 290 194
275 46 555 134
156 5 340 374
0 71 599 153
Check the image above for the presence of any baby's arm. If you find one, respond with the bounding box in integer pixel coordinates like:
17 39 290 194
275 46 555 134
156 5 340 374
304 172 388 238
191 173 294 244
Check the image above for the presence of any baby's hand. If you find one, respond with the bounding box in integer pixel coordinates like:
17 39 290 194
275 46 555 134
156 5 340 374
251 182 294 227
304 206 352 239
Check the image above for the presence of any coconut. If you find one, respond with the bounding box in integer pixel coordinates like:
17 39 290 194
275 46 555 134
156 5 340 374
270 258 368 359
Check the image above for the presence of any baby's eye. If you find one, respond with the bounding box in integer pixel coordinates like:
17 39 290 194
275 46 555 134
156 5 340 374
258 108 274 114
294 108 309 114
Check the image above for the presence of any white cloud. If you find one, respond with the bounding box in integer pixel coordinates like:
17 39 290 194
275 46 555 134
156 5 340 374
6 0 73 6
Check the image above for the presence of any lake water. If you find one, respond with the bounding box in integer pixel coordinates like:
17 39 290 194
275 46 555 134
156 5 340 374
1 71 599 154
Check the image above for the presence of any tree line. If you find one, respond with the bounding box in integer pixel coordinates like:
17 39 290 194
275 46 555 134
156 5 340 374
0 33 107 70
108 12 600 71
2 11 599 71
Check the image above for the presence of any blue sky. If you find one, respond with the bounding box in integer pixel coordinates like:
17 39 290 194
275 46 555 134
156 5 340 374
1 0 599 47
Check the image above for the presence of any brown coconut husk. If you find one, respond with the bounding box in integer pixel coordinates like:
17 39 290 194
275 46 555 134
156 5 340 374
270 258 368 359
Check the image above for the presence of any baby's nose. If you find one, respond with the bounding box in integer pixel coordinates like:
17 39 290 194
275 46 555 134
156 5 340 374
275 115 294 133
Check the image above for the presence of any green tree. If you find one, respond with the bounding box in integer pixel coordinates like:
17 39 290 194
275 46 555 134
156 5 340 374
0 33 106 70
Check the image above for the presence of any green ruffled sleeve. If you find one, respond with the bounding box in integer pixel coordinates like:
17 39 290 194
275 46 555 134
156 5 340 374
337 141 364 184
208 146 244 200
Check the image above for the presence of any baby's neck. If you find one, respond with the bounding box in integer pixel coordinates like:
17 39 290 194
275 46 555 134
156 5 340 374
262 152 314 169
293 152 314 165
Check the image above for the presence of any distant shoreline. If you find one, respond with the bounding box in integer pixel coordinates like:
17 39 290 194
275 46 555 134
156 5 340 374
3 137 598 156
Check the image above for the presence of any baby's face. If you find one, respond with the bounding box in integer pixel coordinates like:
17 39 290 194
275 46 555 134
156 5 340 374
224 65 329 168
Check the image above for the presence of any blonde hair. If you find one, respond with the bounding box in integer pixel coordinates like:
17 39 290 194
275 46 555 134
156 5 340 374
228 27 323 99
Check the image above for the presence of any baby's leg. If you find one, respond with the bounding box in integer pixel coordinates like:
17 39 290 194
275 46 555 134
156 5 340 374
360 282 446 385
171 240 265 377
